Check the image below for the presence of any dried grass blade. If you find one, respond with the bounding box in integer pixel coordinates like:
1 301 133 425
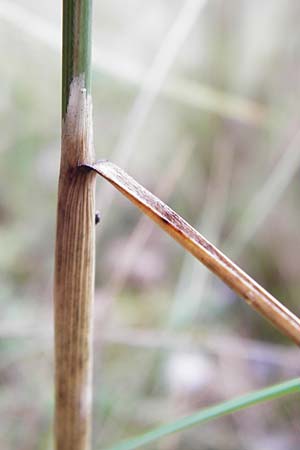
85 160 300 346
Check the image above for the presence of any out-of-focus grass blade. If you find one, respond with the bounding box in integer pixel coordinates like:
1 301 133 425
0 1 267 127
103 378 300 450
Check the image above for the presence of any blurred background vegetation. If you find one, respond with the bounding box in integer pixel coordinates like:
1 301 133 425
1 0 300 449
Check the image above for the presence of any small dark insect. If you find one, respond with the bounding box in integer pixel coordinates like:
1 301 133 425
95 211 101 225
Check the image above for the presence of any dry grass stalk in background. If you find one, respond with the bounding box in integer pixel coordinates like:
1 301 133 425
54 1 95 449
0 0 268 130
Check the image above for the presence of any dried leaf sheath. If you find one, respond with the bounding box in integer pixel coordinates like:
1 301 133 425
86 160 300 346
55 78 95 450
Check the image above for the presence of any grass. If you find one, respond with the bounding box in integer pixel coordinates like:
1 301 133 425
1 2 300 450
104 378 300 450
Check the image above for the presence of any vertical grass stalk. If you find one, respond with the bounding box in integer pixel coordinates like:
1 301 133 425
54 1 95 449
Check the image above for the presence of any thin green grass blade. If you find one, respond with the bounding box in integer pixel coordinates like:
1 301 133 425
103 378 300 450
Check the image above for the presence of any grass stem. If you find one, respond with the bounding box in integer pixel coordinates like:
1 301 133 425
54 1 95 449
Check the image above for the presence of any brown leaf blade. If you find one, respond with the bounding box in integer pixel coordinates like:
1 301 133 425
86 160 300 346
